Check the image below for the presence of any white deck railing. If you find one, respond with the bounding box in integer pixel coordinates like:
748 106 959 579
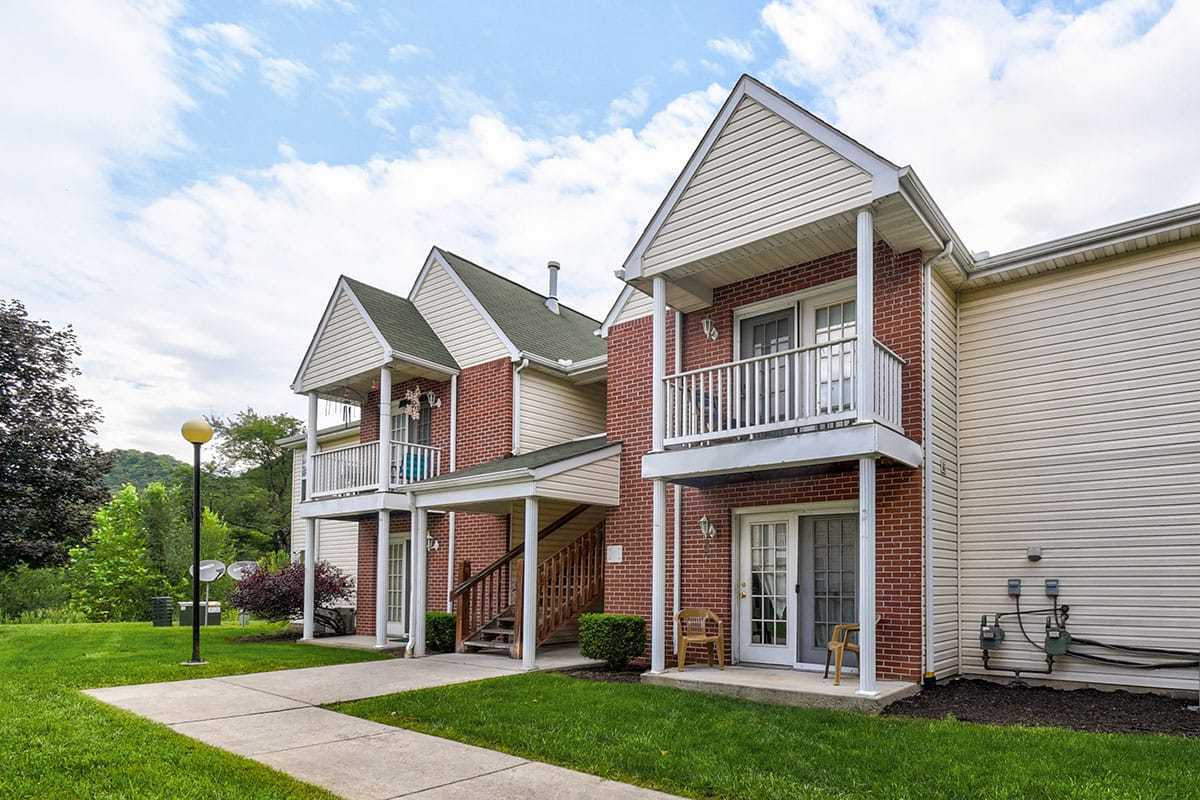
662 337 905 447
309 440 442 499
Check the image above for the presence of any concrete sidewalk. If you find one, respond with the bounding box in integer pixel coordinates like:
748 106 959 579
86 651 681 800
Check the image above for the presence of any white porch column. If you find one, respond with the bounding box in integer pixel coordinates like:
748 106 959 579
302 392 318 641
651 276 666 452
521 496 539 670
650 478 667 674
412 507 428 656
856 208 875 423
378 367 392 491
375 510 390 648
857 457 878 696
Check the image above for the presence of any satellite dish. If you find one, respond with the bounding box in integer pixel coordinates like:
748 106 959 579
227 561 258 581
189 559 226 582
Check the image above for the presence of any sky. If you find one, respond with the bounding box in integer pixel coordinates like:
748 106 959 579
2 0 1197 460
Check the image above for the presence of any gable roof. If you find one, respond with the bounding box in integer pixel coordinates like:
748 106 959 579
434 249 606 365
409 434 618 488
341 277 458 371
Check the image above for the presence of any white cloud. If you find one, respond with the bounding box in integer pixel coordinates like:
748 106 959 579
182 22 262 94
388 42 427 61
707 37 755 62
277 139 297 160
606 83 652 128
761 0 1200 252
260 57 316 99
366 90 410 132
322 41 355 62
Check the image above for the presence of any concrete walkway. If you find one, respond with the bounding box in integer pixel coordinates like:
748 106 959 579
86 651 681 800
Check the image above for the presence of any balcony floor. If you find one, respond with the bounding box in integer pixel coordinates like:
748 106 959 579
642 663 918 714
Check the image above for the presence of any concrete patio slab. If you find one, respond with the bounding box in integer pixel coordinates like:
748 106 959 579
642 664 919 713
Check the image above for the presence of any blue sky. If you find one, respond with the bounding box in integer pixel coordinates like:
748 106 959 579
2 1 1196 458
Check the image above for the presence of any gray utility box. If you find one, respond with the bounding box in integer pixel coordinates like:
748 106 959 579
178 602 222 626
151 596 173 627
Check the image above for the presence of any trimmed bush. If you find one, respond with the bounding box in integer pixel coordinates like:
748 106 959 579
579 613 646 670
426 611 456 653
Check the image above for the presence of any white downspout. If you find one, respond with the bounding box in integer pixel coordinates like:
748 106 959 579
672 309 682 654
922 241 953 686
447 373 458 613
512 358 529 455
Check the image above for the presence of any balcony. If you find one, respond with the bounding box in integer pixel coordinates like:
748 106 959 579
309 440 442 500
663 337 904 447
645 337 917 483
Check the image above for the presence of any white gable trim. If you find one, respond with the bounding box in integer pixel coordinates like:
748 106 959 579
410 247 520 360
291 277 389 392
622 74 901 280
598 283 636 338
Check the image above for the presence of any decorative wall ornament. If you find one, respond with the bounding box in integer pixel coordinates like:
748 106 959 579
403 386 423 420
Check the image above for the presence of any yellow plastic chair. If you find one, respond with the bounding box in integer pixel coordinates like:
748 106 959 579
676 608 724 671
824 614 882 686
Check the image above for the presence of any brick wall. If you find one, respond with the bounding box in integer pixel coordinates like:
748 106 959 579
354 357 514 636
604 244 925 681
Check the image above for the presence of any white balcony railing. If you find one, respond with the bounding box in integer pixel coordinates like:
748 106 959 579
662 337 905 447
308 440 442 500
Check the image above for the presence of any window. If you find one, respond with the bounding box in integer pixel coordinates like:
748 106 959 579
391 399 432 446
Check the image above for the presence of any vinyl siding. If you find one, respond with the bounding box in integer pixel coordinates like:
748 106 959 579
301 291 385 389
412 258 509 367
289 432 362 606
957 238 1200 691
614 287 653 326
643 96 873 276
929 271 960 677
518 369 606 453
538 454 620 508
510 500 607 564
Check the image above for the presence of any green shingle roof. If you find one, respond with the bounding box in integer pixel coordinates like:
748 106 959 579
437 249 606 364
342 276 458 371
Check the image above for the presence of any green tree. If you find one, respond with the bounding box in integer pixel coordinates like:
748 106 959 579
206 408 301 553
0 300 113 570
68 486 168 621
104 449 185 494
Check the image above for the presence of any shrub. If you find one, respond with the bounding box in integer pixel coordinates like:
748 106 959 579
228 560 353 633
579 613 646 670
426 611 456 653
0 565 72 623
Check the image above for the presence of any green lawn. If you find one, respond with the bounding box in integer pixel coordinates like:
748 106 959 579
0 621 387 800
335 672 1200 800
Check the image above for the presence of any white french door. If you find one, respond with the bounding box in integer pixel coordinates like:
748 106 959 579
386 534 411 637
737 514 797 666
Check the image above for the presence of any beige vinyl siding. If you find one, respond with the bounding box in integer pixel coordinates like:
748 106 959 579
510 501 607 564
518 369 606 453
301 291 385 389
929 272 960 677
538 454 620 507
412 259 508 367
289 431 362 606
958 239 1200 691
614 287 653 325
643 96 873 276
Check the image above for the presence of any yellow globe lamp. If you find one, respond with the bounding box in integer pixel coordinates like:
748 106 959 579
181 418 214 445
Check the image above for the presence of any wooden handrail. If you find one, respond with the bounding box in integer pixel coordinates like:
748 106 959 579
533 522 604 646
450 504 590 599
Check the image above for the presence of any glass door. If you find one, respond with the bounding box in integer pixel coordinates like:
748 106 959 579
386 534 410 637
797 515 857 665
739 308 795 426
737 515 796 665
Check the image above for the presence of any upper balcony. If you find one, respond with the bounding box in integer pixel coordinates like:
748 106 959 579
308 440 441 499
663 336 904 447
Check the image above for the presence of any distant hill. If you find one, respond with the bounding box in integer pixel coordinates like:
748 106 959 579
105 449 186 493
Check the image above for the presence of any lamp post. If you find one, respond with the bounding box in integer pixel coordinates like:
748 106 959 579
181 418 213 666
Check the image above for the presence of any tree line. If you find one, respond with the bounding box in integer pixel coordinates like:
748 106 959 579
0 299 305 622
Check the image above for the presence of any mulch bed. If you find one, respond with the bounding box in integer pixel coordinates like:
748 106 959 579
230 628 303 643
883 678 1200 738
562 666 646 684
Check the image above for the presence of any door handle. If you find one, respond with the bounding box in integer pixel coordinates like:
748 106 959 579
739 591 747 599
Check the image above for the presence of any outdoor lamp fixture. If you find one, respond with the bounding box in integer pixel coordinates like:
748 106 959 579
424 390 442 408
698 516 718 539
426 536 440 552
181 418 213 666
701 317 719 341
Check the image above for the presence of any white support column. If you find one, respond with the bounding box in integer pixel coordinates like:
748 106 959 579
302 392 318 641
375 510 390 649
378 367 392 491
856 208 875 424
412 507 428 656
302 518 316 640
521 496 539 670
857 457 878 696
651 276 667 452
447 374 458 612
650 478 667 674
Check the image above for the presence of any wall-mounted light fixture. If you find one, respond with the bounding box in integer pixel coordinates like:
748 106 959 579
424 390 442 408
701 317 719 341
427 536 440 552
698 516 718 539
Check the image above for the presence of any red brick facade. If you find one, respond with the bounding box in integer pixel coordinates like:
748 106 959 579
353 358 514 636
604 243 926 681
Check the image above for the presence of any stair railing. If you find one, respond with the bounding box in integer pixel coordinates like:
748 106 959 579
511 522 604 659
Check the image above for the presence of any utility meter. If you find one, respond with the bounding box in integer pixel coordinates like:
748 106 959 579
979 616 1005 651
1044 623 1071 656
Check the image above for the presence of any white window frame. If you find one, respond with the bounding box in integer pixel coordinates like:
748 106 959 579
731 277 856 361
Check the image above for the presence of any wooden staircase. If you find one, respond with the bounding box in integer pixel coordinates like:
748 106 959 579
452 505 604 656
